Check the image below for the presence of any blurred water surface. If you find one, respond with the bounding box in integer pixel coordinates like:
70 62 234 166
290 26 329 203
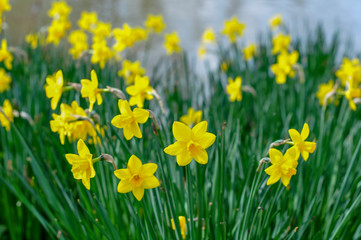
6 0 361 54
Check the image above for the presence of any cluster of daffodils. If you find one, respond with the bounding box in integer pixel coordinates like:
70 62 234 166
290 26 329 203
0 0 11 31
316 57 361 110
46 1 72 45
261 123 316 187
197 28 216 59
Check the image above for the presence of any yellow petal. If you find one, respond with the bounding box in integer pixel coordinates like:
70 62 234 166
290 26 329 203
120 100 132 115
196 132 216 149
96 93 103 105
194 148 208 164
132 186 145 201
77 139 91 157
82 172 91 190
288 129 302 144
130 121 142 138
191 121 207 136
266 171 281 185
173 121 191 141
142 176 160 189
111 115 127 128
164 141 186 156
117 180 132 193
301 151 309 161
280 175 291 187
91 70 98 86
264 165 278 175
65 154 79 165
269 148 283 165
133 108 149 123
176 151 193 166
123 126 134 140
114 169 131 180
301 123 309 141
128 155 142 174
140 163 158 177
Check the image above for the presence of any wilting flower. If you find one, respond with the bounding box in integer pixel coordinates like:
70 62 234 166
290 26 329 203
222 17 246 43
144 14 166 34
265 147 298 187
0 68 11 92
272 33 291 55
26 33 38 49
126 75 154 108
344 85 361 111
316 80 337 106
201 28 216 44
226 76 242 102
81 70 103 111
78 11 98 31
68 30 88 59
164 32 181 55
44 70 64 110
111 99 149 140
180 108 202 127
118 60 146 85
270 50 299 84
65 139 95 190
0 39 13 70
114 155 159 201
0 99 13 131
91 40 113 69
164 121 216 166
269 14 283 30
171 216 187 239
243 43 257 61
288 123 316 161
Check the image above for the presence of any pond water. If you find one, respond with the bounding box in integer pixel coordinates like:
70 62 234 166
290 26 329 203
5 0 361 56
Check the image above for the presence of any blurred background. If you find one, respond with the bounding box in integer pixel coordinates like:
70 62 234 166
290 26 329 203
5 0 361 54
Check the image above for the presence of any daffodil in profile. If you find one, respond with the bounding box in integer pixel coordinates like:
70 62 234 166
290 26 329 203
164 121 216 166
269 14 283 30
65 139 95 190
288 123 316 161
171 216 187 239
243 43 257 61
144 14 166 34
180 108 202 127
126 75 154 108
222 17 246 43
265 147 298 187
164 32 181 55
111 99 149 140
0 99 13 131
272 33 291 55
44 70 64 110
81 70 103 111
316 80 338 106
0 39 13 70
0 68 11 92
114 155 159 201
226 76 242 102
78 11 98 31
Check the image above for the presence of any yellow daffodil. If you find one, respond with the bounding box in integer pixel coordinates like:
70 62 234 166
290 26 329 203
0 99 13 131
81 70 103 111
272 33 291 55
65 139 95 190
26 33 38 49
0 68 11 92
88 124 106 145
221 61 229 72
226 76 242 102
0 0 11 13
91 40 113 69
111 99 149 140
0 39 13 70
171 216 187 239
68 30 88 59
114 155 159 201
270 51 298 84
46 19 71 45
198 45 207 59
164 121 216 166
144 14 166 34
335 57 361 87
288 123 316 161
265 147 298 187
222 17 246 43
44 70 64 110
78 11 98 31
344 86 361 111
91 21 111 43
269 14 283 30
202 28 216 44
48 0 71 20
117 60 146 85
316 80 337 106
113 24 135 52
164 32 181 55
180 108 202 127
126 75 154 108
243 43 257 61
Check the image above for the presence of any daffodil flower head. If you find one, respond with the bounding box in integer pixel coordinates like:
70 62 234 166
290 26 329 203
171 216 187 239
269 14 283 30
26 33 39 49
126 75 154 108
164 32 181 55
335 58 361 87
197 45 207 59
243 43 257 61
272 33 291 55
0 39 13 70
114 155 159 201
0 0 11 13
68 30 88 59
288 123 316 161
201 27 216 44
44 70 64 110
344 85 361 111
90 40 113 69
81 70 103 111
164 121 216 166
270 50 298 84
0 67 11 92
111 99 149 140
0 99 13 131
46 19 71 46
222 17 246 43
316 80 337 106
48 0 72 20
226 76 242 102
117 60 146 85
65 139 95 190
180 108 202 127
91 21 112 43
78 11 98 31
144 14 166 34
265 147 298 187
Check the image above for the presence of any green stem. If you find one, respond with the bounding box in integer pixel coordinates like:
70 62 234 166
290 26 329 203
186 165 196 240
